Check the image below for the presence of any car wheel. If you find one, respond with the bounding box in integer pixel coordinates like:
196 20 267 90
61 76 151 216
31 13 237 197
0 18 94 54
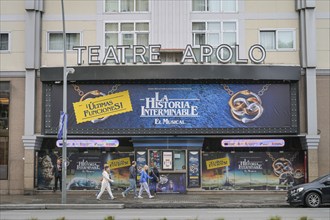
305 192 321 208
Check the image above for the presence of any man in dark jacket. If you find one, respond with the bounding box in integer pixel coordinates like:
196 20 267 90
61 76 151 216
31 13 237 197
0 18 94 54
52 159 62 192
149 161 160 194
122 161 138 198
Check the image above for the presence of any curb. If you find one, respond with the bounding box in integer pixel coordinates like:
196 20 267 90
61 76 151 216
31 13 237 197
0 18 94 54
0 204 124 210
0 204 46 210
124 203 290 209
0 203 289 210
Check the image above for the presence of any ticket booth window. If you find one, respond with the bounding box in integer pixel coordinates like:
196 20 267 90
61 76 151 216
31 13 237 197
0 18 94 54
173 150 186 171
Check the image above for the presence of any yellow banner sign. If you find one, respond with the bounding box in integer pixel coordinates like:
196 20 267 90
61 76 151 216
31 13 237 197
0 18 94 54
107 157 131 170
206 157 230 170
73 90 133 124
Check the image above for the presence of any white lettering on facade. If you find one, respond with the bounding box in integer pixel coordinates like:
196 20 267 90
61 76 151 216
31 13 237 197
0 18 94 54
73 44 266 65
140 92 199 125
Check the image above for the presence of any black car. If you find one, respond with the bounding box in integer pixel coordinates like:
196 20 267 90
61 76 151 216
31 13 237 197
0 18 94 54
287 173 330 207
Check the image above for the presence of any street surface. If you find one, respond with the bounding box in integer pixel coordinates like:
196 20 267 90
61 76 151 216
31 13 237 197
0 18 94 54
1 208 329 220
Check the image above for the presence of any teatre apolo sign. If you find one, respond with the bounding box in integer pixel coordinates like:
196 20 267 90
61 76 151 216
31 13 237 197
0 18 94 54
72 44 266 65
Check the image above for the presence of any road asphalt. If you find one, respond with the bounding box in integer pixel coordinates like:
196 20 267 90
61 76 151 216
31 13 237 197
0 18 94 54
0 190 289 210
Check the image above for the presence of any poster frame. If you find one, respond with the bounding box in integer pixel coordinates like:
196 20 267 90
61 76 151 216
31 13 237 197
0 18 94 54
135 150 148 175
162 151 174 170
188 150 201 188
43 82 299 135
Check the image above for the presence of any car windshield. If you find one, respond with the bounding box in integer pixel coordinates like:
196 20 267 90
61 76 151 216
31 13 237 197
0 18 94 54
311 173 330 183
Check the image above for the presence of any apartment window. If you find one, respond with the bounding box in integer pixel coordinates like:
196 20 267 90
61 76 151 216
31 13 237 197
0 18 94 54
105 22 149 46
0 82 9 180
160 52 183 63
0 33 9 51
192 0 237 12
105 0 149 12
260 30 295 51
48 33 81 51
192 21 237 47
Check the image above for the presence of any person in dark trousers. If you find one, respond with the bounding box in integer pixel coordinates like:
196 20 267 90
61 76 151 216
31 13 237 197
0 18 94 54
138 165 154 199
149 161 160 194
122 161 138 198
52 159 62 192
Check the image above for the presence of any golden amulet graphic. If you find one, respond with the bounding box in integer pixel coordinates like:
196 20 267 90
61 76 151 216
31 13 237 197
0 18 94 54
228 90 263 123
272 157 293 177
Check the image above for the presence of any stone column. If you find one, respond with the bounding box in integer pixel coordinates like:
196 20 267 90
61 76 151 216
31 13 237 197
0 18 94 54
297 0 321 182
22 0 43 194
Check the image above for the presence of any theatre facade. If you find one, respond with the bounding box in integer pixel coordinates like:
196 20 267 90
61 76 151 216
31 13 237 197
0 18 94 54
37 63 305 193
1 0 329 195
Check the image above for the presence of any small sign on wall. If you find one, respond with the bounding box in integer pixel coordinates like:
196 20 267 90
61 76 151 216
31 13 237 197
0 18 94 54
162 151 173 170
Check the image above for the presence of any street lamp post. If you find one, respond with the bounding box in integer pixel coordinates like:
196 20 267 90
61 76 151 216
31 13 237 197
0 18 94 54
61 0 67 205
60 0 74 204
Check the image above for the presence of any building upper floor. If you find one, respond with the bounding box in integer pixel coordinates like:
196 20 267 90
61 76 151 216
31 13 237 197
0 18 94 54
0 0 329 71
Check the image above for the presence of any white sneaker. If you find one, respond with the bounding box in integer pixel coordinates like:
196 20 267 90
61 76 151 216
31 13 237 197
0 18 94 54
122 192 126 198
137 196 143 199
149 196 154 199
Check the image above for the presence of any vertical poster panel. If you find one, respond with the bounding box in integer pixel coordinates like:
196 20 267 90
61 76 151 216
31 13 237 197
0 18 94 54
136 151 147 182
188 151 200 188
37 151 58 190
149 150 161 169
162 151 173 170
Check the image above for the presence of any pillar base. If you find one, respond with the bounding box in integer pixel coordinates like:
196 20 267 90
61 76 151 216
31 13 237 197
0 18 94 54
22 135 43 192
304 135 320 181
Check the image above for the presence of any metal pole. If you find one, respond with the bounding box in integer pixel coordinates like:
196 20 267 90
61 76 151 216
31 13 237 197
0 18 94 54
61 0 67 204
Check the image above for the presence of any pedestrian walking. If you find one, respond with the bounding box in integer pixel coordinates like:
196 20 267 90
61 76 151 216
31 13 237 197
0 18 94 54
52 159 62 192
149 161 160 194
122 161 138 198
96 165 115 200
138 165 154 199
95 169 113 198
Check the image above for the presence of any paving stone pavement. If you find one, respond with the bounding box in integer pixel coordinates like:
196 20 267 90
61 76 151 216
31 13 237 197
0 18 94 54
0 190 289 210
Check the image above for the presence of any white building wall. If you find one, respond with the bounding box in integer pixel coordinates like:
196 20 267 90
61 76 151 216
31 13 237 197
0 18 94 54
150 0 191 49
0 0 26 72
315 0 330 69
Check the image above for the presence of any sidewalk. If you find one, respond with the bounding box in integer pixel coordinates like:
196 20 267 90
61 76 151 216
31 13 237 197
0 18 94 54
0 190 289 210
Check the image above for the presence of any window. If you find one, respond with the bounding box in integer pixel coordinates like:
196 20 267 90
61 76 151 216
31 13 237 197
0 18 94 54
0 33 9 51
260 29 295 51
0 82 9 180
173 150 186 171
192 0 237 12
160 52 182 63
48 33 81 51
105 0 149 12
105 22 149 46
149 150 186 172
192 21 237 47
